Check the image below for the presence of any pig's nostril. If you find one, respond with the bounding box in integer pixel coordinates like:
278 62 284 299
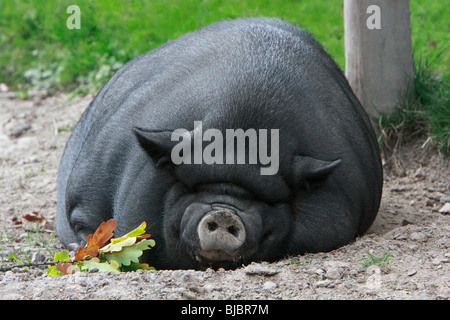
227 225 239 237
208 221 218 232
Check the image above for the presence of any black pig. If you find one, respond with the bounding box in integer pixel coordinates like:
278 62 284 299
56 18 383 269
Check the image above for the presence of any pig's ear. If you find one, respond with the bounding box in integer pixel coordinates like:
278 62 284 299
133 127 176 166
290 155 341 191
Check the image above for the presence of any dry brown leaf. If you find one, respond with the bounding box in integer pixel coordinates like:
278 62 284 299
23 211 47 225
75 219 116 259
56 262 77 275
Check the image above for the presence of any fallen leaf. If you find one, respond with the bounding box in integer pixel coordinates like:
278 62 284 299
56 262 77 275
54 250 70 262
104 239 155 267
46 265 63 276
80 257 120 273
120 262 156 272
75 219 116 259
12 216 22 225
100 221 151 253
47 219 155 276
100 236 137 254
110 221 148 243
23 211 47 225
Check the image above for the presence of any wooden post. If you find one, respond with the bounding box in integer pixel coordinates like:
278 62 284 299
344 0 414 118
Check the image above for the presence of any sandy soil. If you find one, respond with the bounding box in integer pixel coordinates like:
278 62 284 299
0 92 449 300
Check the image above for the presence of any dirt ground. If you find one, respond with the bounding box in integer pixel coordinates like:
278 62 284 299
0 92 449 300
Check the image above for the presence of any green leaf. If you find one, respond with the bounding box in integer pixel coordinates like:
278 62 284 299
110 221 147 244
100 236 137 253
120 262 156 272
79 257 120 273
46 265 63 276
53 249 70 262
104 239 155 267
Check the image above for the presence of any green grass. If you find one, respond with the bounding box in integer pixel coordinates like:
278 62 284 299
409 1 449 72
1 222 58 271
377 53 449 156
359 251 392 269
0 1 448 154
0 0 447 93
0 0 344 93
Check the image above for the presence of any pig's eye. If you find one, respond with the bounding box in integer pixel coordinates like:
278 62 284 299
74 224 82 234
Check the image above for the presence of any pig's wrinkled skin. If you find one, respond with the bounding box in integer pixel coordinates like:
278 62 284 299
56 18 383 269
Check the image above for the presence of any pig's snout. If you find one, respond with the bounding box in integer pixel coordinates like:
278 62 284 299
197 210 246 262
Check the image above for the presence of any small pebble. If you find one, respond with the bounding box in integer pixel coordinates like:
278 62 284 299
410 232 428 242
407 270 417 277
315 280 332 288
326 267 344 279
31 252 46 264
263 281 277 290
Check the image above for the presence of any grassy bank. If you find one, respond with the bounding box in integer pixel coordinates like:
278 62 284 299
0 0 447 92
377 55 449 156
0 0 448 154
0 0 344 93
